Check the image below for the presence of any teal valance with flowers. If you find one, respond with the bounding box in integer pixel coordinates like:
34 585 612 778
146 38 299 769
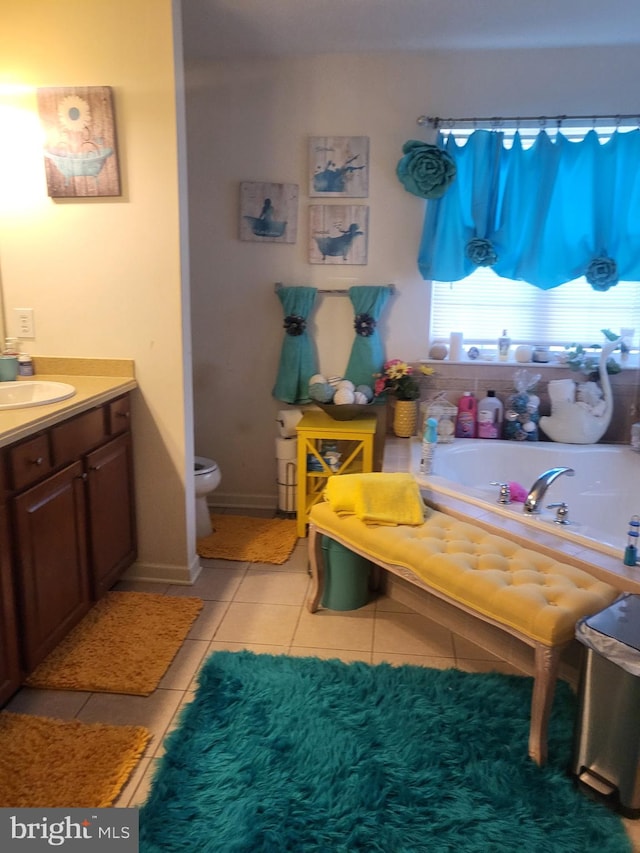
416 128 640 291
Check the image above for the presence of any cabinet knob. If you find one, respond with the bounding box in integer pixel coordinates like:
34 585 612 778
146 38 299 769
30 456 44 467
115 411 130 419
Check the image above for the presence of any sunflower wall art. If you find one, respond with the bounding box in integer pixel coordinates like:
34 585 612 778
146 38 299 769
36 86 121 198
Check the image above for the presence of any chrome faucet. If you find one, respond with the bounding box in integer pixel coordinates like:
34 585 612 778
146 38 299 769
523 467 575 514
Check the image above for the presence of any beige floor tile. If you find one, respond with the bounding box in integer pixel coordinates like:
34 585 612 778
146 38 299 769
77 688 183 748
169 566 246 601
289 646 372 664
372 651 455 669
374 595 414 613
157 638 209 691
373 610 455 658
114 579 172 595
206 640 291 655
186 599 231 640
456 657 525 676
453 633 506 662
215 601 302 645
235 568 310 605
114 754 154 808
293 607 374 652
5 687 91 719
122 756 163 808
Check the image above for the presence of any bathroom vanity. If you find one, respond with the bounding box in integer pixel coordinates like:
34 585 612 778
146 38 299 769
0 363 137 705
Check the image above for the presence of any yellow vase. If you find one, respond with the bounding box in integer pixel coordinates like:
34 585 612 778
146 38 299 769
393 400 418 437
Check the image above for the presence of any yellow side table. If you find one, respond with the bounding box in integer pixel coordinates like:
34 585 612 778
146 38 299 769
296 410 377 537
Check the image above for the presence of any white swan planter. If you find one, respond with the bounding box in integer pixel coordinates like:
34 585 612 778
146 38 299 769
539 338 619 444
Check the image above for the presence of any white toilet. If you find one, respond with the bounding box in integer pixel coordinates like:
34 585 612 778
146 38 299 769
194 455 221 538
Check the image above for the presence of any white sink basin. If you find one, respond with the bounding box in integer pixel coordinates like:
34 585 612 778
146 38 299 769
0 381 76 410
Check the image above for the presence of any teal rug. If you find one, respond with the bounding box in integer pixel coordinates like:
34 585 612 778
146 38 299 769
140 652 631 852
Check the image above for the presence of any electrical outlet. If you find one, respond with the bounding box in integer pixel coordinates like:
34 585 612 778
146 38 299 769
14 308 34 339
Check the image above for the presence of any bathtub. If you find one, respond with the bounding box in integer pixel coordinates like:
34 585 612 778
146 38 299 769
411 438 640 560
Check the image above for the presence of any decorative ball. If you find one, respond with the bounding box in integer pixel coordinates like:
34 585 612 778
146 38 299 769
309 382 334 403
336 379 355 392
309 373 327 386
353 391 368 405
356 384 374 402
333 387 356 405
429 343 448 360
327 375 343 387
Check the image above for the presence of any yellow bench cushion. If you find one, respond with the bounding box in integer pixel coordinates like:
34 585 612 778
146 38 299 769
309 502 618 646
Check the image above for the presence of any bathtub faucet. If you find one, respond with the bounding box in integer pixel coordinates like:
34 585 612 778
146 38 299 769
523 467 575 515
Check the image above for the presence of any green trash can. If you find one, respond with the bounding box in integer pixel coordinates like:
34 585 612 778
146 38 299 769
321 536 372 611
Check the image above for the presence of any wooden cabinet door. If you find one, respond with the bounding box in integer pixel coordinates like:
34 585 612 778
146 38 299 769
85 432 137 599
13 462 91 672
0 504 20 705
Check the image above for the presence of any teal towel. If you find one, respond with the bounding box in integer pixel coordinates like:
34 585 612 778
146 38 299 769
272 286 318 404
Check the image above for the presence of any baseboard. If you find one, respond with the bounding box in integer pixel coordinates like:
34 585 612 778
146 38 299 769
209 493 278 513
122 554 202 586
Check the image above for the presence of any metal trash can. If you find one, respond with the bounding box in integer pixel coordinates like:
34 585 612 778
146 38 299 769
572 593 640 817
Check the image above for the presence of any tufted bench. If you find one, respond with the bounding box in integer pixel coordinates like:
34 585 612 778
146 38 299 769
307 501 619 766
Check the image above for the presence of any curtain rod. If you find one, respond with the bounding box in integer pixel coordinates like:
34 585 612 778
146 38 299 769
417 113 640 129
274 283 395 295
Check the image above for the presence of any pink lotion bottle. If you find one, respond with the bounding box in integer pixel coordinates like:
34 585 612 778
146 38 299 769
455 392 477 438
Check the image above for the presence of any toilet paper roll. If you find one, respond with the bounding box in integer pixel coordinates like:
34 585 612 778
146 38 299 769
277 482 297 512
275 437 297 460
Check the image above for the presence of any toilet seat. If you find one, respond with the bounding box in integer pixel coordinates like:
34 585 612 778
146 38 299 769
195 455 218 475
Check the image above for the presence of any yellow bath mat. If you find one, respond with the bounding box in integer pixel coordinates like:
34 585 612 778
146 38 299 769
197 514 298 564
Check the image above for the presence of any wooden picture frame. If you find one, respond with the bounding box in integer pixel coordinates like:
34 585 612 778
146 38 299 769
239 181 298 243
37 86 121 198
308 204 369 265
309 136 369 198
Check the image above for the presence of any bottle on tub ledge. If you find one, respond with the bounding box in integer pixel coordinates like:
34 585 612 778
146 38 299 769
498 329 511 362
477 390 504 439
455 392 477 438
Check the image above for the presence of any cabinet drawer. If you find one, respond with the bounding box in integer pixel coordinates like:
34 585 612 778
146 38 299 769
8 435 53 491
108 395 131 435
51 408 106 467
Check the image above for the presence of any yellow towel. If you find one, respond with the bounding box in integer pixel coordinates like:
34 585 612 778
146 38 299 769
324 473 425 526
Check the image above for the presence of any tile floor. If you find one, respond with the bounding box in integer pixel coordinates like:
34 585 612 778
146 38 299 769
5 508 639 847
6 536 640 849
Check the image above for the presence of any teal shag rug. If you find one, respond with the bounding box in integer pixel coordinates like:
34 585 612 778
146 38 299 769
140 651 631 853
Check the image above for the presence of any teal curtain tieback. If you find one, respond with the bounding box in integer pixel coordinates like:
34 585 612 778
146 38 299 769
272 287 318 404
344 286 391 389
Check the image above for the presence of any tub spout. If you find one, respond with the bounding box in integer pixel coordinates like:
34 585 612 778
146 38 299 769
523 467 575 514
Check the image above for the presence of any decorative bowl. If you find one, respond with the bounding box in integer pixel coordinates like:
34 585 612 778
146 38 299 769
315 402 376 421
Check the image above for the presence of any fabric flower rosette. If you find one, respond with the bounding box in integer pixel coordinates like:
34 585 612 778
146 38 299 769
465 237 498 267
396 140 457 200
283 314 307 336
585 256 618 292
353 312 377 338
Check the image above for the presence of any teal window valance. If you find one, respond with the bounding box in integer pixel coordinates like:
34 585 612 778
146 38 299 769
418 128 640 291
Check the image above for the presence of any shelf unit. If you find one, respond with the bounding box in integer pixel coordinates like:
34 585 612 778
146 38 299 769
296 410 377 537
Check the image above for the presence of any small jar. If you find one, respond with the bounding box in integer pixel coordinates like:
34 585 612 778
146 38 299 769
18 353 34 376
631 422 640 452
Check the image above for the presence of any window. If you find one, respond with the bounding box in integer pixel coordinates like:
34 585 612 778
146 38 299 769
430 269 640 349
428 124 640 351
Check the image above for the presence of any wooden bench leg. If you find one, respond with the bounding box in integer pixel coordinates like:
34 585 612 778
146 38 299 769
306 524 325 613
529 643 564 766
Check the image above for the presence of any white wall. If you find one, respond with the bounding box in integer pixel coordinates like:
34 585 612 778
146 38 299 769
186 45 640 509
